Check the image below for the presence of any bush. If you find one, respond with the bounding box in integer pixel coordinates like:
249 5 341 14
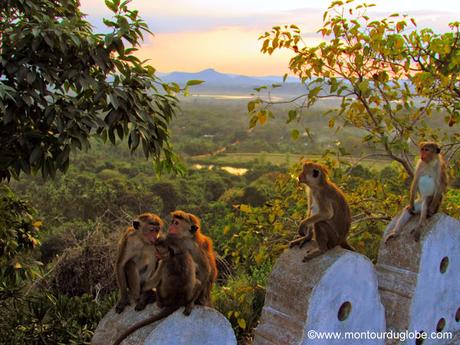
213 273 266 342
0 291 115 345
46 227 118 298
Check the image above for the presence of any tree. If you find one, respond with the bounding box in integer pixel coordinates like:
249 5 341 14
249 0 460 176
0 0 195 181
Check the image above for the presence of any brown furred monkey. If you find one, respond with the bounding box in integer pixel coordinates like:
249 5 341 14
115 213 163 314
168 210 217 306
385 142 448 243
112 236 201 345
289 161 353 262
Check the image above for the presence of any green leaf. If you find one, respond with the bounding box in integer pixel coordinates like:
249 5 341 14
30 146 42 164
237 318 247 330
105 0 118 13
291 129 300 140
287 109 297 123
247 101 256 112
186 80 204 86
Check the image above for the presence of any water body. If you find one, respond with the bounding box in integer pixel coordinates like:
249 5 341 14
192 164 248 176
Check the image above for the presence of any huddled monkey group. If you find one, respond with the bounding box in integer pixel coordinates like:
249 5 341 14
112 141 448 344
113 210 217 345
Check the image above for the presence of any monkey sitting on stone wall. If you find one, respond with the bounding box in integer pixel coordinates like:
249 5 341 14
115 213 163 313
290 161 353 261
112 235 201 345
385 142 448 243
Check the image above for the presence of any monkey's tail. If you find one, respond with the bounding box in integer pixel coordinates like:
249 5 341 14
112 305 179 345
340 240 355 251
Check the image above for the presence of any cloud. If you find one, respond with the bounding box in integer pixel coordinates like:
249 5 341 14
79 0 460 76
135 27 323 76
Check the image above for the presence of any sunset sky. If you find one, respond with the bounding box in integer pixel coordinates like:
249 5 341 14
80 0 460 76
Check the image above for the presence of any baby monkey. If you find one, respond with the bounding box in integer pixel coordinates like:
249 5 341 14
290 161 353 261
385 142 448 242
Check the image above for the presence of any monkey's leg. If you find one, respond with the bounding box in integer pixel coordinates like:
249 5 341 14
116 262 132 313
302 225 328 262
125 260 141 303
384 206 413 243
412 198 429 242
135 290 156 311
184 279 202 316
426 196 438 217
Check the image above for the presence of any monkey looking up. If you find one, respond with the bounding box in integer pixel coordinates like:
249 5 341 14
289 161 353 262
385 142 448 243
112 235 201 345
168 210 217 306
115 213 163 313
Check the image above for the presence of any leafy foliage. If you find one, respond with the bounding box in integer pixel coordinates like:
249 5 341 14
0 185 42 298
0 0 182 180
0 291 115 345
251 0 460 176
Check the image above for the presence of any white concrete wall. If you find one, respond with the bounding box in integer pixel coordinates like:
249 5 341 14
408 216 460 345
303 252 386 345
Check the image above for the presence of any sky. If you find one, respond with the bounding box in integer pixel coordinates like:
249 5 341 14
80 0 460 76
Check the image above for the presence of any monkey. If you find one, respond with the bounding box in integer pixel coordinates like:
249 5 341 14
289 161 353 262
168 210 217 306
112 235 202 345
115 213 163 314
385 142 448 243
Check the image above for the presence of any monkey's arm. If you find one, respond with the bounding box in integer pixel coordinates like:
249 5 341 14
143 260 165 291
115 239 130 291
429 166 448 215
115 238 134 313
299 202 333 227
409 169 421 211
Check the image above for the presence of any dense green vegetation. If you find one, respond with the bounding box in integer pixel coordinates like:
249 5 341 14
1 1 459 344
1 98 459 344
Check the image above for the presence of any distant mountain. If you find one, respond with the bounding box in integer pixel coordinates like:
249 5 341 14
160 68 302 95
162 68 268 86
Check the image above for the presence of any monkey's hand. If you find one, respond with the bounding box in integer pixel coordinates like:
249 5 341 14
297 221 308 236
298 219 315 237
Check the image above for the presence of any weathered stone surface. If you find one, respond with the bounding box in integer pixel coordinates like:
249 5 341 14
377 213 460 345
254 243 385 345
91 304 236 345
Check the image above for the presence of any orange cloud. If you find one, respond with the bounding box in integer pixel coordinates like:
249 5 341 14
137 27 323 76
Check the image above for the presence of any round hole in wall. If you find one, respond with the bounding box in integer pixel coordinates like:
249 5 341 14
436 318 446 332
456 308 460 322
337 301 352 321
415 330 426 345
439 256 449 273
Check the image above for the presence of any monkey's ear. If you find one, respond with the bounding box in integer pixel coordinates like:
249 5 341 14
436 147 441 153
133 220 140 230
312 169 320 178
190 224 198 233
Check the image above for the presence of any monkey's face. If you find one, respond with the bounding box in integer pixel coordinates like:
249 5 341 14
298 162 325 187
134 218 162 245
168 217 189 237
420 145 437 163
